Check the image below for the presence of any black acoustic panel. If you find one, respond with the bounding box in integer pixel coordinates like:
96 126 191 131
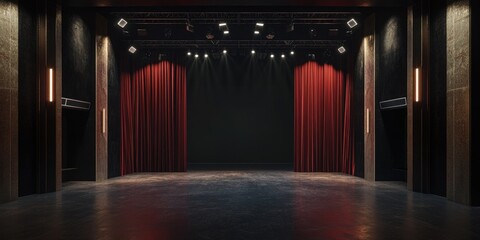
379 97 407 110
62 97 91 111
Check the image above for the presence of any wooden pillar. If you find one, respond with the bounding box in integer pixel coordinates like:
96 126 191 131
407 0 430 193
54 0 62 191
446 0 471 205
407 5 414 191
0 0 19 203
95 14 108 182
36 0 61 193
364 14 376 181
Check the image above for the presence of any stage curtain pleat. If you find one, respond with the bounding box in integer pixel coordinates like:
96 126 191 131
294 61 354 174
120 59 187 175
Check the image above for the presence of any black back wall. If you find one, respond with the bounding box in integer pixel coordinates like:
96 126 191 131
429 0 447 197
62 10 96 181
18 0 38 196
375 8 408 181
187 55 294 164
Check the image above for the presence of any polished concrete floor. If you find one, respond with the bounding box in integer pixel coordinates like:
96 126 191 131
1 170 479 240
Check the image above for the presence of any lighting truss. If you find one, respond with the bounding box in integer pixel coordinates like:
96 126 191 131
112 12 361 25
126 39 346 49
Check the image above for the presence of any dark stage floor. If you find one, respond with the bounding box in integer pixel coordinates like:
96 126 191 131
1 170 479 240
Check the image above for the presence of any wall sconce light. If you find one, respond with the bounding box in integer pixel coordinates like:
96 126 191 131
49 68 54 103
366 108 370 134
415 68 420 102
102 108 106 134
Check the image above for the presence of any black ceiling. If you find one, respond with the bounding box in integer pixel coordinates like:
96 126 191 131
65 0 405 7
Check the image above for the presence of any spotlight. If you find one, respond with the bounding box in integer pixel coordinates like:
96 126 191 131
219 23 227 27
256 22 264 27
254 30 260 35
186 23 195 32
223 49 227 54
281 54 285 58
164 28 172 39
286 22 295 32
347 18 358 28
187 51 191 56
128 46 137 54
266 32 275 40
338 46 346 54
270 54 274 58
223 30 229 35
158 53 167 61
251 50 256 54
117 18 128 28
290 51 295 55
206 32 215 40
204 54 209 58
194 54 199 58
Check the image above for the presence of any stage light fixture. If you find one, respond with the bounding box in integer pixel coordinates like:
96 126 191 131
270 54 274 58
219 23 227 27
206 32 215 40
187 51 192 56
286 22 294 32
117 18 128 28
256 23 264 27
204 54 209 58
186 23 195 32
338 46 346 54
281 54 285 58
223 49 227 54
223 30 229 35
251 50 256 54
194 54 199 58
254 30 260 35
128 46 137 54
290 51 295 55
347 18 358 28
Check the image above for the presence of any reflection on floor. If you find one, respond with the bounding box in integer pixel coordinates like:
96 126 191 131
1 170 479 240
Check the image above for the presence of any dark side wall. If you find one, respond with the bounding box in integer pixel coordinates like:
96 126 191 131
353 28 365 178
108 32 121 178
187 54 294 164
62 9 96 181
18 0 37 196
375 8 408 181
472 0 480 206
429 0 447 197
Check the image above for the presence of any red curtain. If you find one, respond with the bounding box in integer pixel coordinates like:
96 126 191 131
120 59 187 175
294 61 354 174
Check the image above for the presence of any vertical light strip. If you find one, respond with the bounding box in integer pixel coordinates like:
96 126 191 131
366 108 370 134
102 108 106 134
49 68 54 102
415 68 420 102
